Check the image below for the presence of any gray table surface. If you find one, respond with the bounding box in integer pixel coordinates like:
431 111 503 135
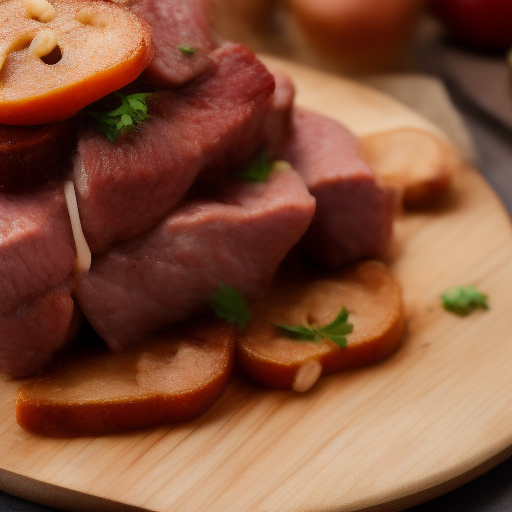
2 42 512 512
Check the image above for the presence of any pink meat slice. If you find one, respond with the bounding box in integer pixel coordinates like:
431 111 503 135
76 168 315 351
0 281 76 378
74 43 276 254
264 70 295 160
279 108 393 268
0 185 75 314
133 0 216 87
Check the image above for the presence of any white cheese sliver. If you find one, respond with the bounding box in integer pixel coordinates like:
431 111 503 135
64 180 91 273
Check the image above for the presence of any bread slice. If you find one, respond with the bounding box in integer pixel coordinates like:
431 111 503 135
16 318 235 436
237 260 404 392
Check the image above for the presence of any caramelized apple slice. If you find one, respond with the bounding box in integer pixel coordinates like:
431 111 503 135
238 260 404 391
0 0 154 125
16 318 235 436
360 128 458 208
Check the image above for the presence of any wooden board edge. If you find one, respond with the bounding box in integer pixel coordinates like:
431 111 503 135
0 469 150 512
361 445 512 512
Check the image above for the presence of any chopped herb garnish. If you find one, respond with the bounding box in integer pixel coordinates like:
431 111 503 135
88 92 152 142
238 151 274 182
209 284 251 329
441 285 489 316
277 306 353 348
177 44 197 57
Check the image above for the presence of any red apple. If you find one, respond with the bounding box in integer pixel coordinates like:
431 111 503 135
429 0 512 51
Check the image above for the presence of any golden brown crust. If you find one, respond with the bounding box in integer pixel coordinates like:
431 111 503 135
16 318 235 436
360 128 461 209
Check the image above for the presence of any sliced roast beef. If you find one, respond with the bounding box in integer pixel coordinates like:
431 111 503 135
264 70 295 160
76 167 315 351
0 184 77 378
133 0 216 87
0 184 76 314
74 43 276 253
279 108 393 268
0 281 76 378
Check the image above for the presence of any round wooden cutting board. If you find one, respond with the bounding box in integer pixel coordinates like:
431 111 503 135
2 60 512 512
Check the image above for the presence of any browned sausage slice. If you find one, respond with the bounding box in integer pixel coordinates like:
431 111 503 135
237 260 404 391
16 318 235 436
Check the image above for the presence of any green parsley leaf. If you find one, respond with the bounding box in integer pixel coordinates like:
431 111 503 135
277 325 320 341
277 306 353 348
441 285 489 316
238 151 274 182
177 44 197 57
209 284 251 329
88 92 152 142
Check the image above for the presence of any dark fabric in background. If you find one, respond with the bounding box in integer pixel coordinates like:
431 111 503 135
0 492 59 512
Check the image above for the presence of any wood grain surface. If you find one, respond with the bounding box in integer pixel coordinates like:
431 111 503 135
2 60 512 512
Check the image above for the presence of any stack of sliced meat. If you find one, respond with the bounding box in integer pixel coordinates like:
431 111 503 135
0 186 77 377
0 0 393 378
74 43 276 252
77 166 315 351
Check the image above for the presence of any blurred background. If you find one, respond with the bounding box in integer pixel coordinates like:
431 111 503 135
207 0 512 77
